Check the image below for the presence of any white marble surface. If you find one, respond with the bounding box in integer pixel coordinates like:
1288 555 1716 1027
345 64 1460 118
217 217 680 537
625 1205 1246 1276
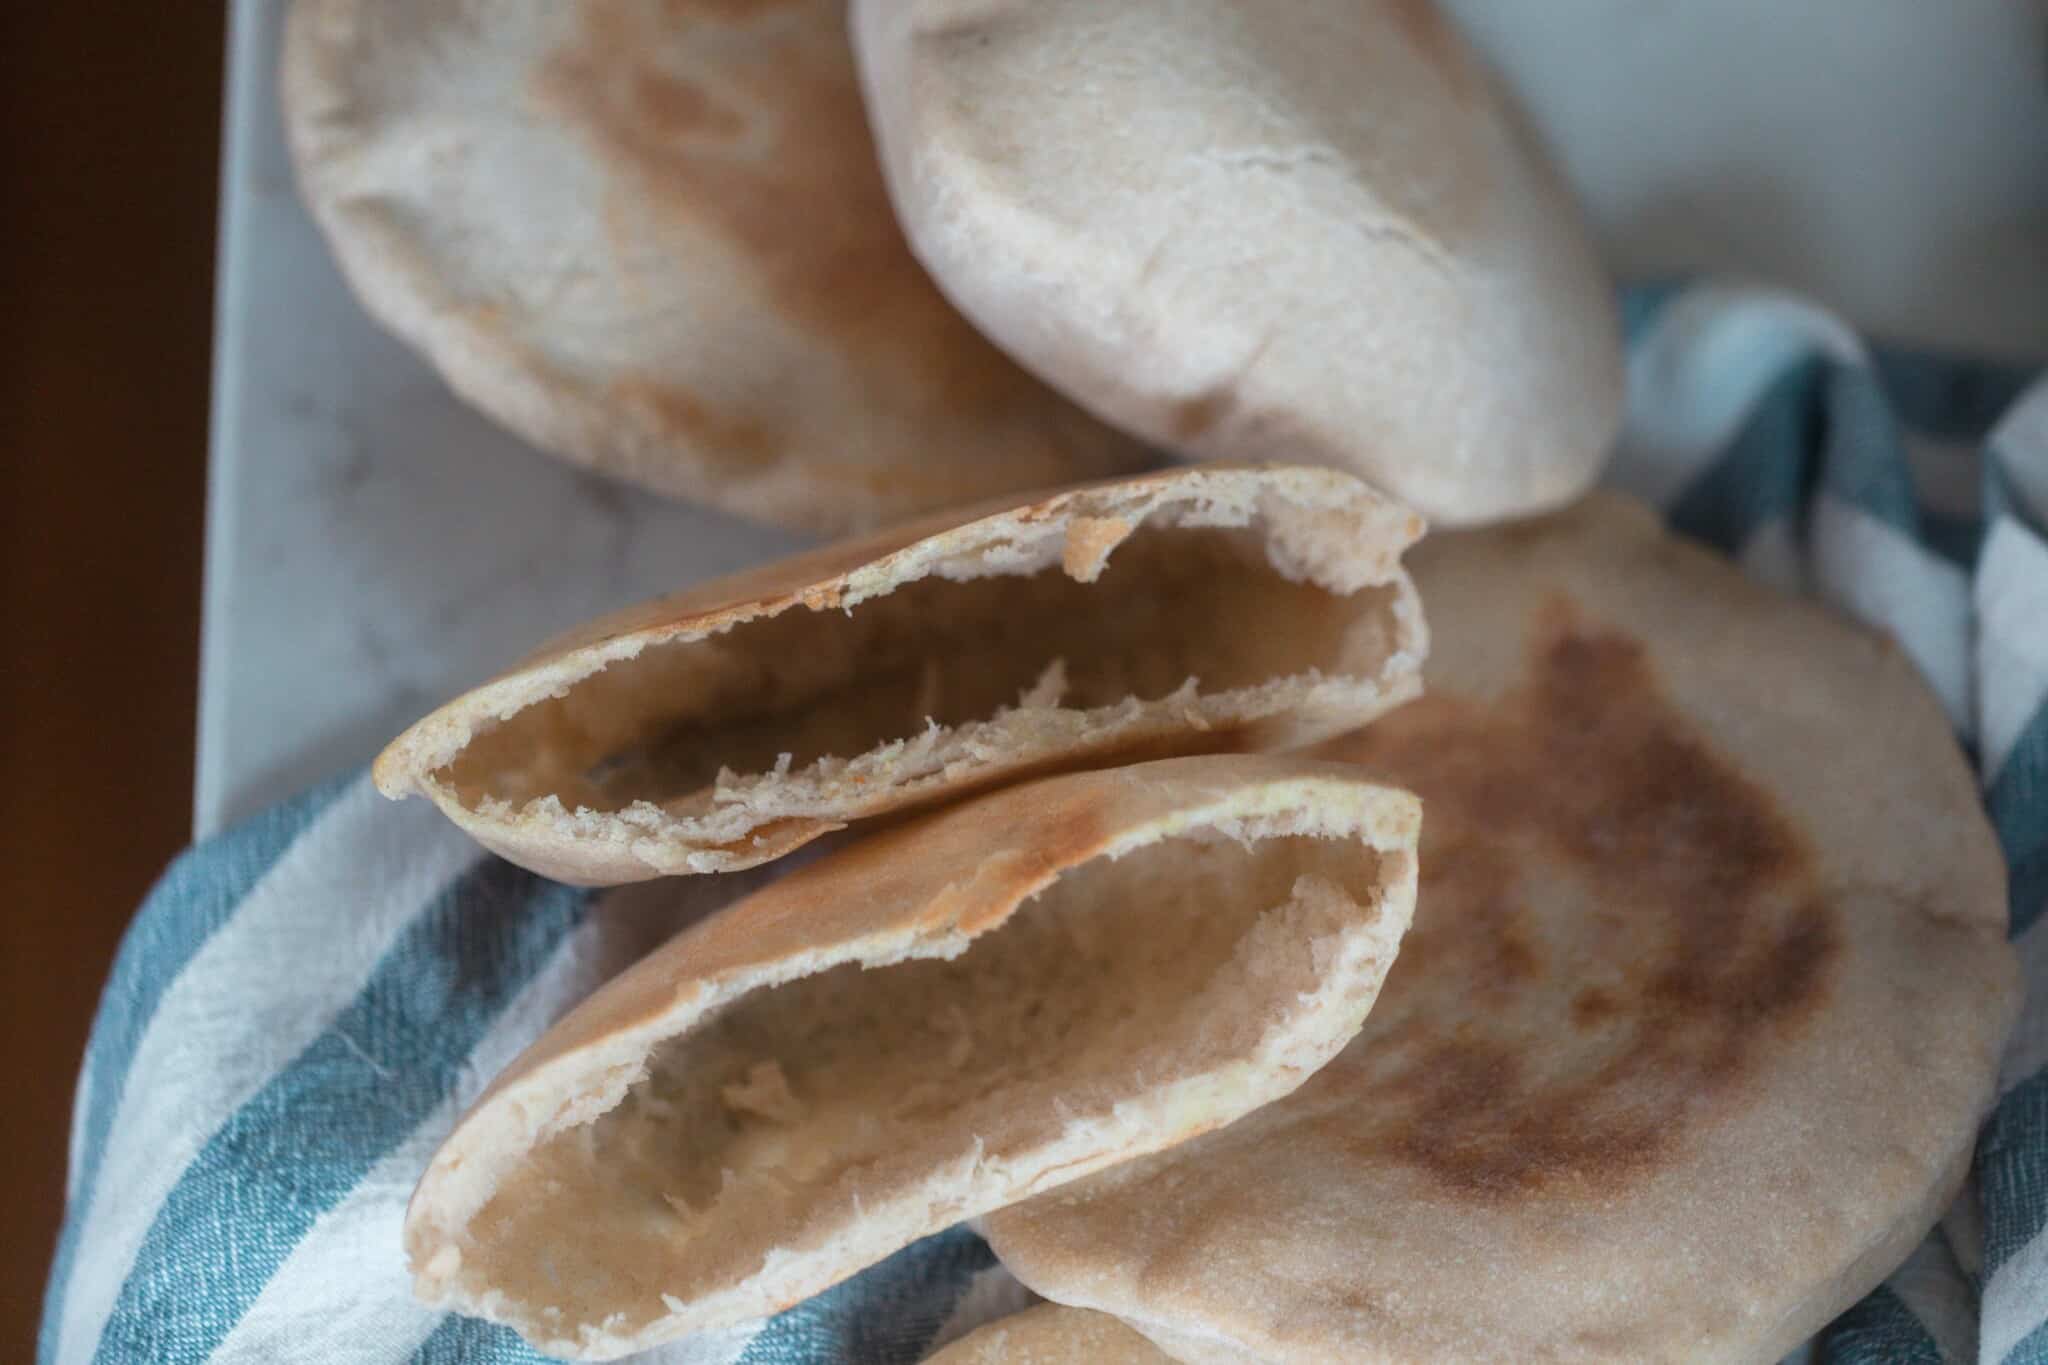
199 0 2048 836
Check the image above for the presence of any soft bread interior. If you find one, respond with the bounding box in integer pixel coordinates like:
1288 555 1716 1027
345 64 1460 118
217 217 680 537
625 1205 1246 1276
437 524 1403 824
451 828 1392 1337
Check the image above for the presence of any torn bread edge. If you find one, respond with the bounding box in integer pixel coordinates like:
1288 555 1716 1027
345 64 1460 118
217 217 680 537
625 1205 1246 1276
372 463 1428 883
403 755 1422 1359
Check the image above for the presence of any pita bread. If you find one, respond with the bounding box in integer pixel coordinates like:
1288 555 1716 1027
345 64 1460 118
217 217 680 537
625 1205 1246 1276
373 465 1427 884
404 756 1421 1359
852 0 1622 527
279 0 1149 534
985 493 2018 1363
927 1304 1174 1364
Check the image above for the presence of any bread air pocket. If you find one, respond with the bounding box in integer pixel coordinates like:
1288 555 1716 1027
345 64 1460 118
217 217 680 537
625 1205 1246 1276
402 755 1420 1360
373 464 1427 883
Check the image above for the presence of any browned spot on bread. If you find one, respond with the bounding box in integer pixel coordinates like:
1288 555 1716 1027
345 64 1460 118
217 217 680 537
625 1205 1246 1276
610 377 783 474
614 56 747 137
1169 391 1231 441
1385 0 1479 103
1570 986 1619 1029
532 0 1087 472
1313 596 1839 1201
975 800 1119 936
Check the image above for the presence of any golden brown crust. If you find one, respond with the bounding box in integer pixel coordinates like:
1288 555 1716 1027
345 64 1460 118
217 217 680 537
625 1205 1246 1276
404 755 1422 1358
985 493 2018 1363
280 0 1149 534
373 464 1427 883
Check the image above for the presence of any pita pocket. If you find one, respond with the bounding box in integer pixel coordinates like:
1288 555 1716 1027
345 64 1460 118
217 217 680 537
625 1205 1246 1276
853 0 1622 527
404 756 1421 1359
927 1304 1175 1364
986 493 2018 1363
279 0 1148 533
373 465 1427 884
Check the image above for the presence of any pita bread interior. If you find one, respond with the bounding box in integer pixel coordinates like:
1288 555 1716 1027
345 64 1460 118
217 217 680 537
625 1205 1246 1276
985 493 2018 1363
373 465 1427 884
853 0 1623 527
279 0 1150 534
404 756 1420 1359
926 1304 1175 1364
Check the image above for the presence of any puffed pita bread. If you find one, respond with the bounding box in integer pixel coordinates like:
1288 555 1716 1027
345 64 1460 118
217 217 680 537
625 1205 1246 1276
404 756 1421 1359
927 1304 1173 1364
373 465 1427 884
986 493 2018 1363
853 0 1622 527
279 0 1148 534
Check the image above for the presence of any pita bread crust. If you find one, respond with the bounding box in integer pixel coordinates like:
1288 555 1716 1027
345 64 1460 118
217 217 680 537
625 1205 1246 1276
404 756 1421 1359
926 1304 1176 1364
852 0 1622 526
373 465 1428 883
986 493 2018 1363
279 0 1149 534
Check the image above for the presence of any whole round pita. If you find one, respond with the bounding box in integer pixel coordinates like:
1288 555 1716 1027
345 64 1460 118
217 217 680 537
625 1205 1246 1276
404 756 1421 1359
984 493 2018 1362
279 0 1150 534
374 465 1428 884
852 0 1623 527
926 1304 1175 1364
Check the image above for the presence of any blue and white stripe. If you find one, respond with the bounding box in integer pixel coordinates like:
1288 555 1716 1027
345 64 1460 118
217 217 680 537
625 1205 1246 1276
1618 283 2048 1365
38 282 2048 1363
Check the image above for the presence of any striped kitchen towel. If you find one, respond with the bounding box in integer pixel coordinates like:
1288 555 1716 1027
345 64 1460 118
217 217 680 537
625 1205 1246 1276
39 281 2048 1364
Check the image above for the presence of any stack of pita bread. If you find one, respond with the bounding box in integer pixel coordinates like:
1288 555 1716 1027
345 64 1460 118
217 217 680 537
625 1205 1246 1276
295 0 2018 1359
381 464 1435 1356
284 0 1617 531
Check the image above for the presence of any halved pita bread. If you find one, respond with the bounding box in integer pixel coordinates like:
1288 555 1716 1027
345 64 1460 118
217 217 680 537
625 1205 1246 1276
986 493 2018 1363
852 0 1621 527
927 1304 1173 1364
373 465 1427 884
404 756 1421 1359
279 0 1149 534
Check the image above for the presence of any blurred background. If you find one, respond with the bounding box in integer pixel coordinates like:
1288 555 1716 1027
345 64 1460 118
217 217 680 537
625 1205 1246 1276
2 7 223 1355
